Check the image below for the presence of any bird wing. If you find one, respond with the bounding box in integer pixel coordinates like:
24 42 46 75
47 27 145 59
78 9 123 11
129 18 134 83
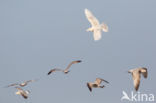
15 87 28 99
140 68 148 78
6 83 19 87
93 29 102 41
101 23 108 32
87 83 92 92
64 60 82 71
96 78 109 84
21 93 28 99
24 80 33 84
132 72 141 91
85 9 100 27
47 68 62 75
25 79 38 83
15 87 23 91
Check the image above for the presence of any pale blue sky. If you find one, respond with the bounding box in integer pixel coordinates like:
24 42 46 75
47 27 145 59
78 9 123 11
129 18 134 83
0 0 156 103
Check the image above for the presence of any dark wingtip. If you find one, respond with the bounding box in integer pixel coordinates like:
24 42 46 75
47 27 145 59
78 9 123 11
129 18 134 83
47 71 51 75
87 83 92 92
77 60 82 63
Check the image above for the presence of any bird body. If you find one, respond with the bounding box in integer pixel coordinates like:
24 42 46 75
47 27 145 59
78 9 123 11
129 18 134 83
87 78 109 92
15 87 30 99
84 8 108 41
128 67 148 91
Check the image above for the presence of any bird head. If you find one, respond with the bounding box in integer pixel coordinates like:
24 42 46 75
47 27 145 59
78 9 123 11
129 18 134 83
64 71 70 74
86 28 94 32
15 91 20 95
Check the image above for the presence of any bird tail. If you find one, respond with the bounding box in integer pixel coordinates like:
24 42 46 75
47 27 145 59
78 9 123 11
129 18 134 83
101 23 108 32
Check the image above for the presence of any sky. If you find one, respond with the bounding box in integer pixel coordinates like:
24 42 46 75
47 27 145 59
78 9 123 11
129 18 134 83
0 0 156 103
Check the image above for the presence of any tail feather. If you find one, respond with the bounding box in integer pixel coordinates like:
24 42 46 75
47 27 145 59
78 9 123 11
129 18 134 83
101 23 108 32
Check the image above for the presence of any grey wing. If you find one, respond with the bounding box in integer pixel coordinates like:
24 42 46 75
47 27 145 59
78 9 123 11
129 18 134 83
15 87 23 91
64 60 82 71
96 78 109 84
47 68 62 75
140 68 148 78
101 79 109 84
85 9 100 26
87 83 92 92
132 72 140 91
5 83 19 88
25 80 33 84
93 29 102 41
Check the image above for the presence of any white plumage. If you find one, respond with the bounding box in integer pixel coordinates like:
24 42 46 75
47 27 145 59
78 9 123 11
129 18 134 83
84 8 108 41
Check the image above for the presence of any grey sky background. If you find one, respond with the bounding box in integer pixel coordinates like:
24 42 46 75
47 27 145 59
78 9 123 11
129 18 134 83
0 0 156 103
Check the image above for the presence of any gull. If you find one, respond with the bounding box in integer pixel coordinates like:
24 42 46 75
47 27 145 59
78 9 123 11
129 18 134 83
15 87 30 99
84 8 108 41
48 60 82 75
87 78 109 92
128 67 148 91
5 79 38 88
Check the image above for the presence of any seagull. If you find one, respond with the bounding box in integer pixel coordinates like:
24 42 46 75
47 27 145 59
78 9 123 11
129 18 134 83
87 78 109 92
48 60 82 75
128 67 148 91
15 87 30 99
84 8 108 41
5 79 38 88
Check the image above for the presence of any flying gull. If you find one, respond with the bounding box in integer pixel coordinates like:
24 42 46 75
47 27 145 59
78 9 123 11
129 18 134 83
5 79 38 88
128 67 148 91
84 8 108 41
48 60 82 75
15 87 30 99
87 78 109 92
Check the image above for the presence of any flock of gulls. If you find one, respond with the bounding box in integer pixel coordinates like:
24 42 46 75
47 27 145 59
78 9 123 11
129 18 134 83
5 9 148 99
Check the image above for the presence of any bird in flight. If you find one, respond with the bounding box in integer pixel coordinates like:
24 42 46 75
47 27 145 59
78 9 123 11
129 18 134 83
87 78 109 92
5 79 38 88
47 60 82 75
128 67 148 91
48 60 82 75
84 8 108 41
15 87 30 99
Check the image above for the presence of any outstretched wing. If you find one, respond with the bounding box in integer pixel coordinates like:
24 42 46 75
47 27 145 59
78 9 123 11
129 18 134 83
140 67 148 78
15 87 23 91
87 83 92 92
132 72 141 91
64 60 82 71
47 68 62 75
96 78 109 84
93 29 101 41
25 79 38 83
85 9 100 27
15 87 28 99
5 83 19 88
